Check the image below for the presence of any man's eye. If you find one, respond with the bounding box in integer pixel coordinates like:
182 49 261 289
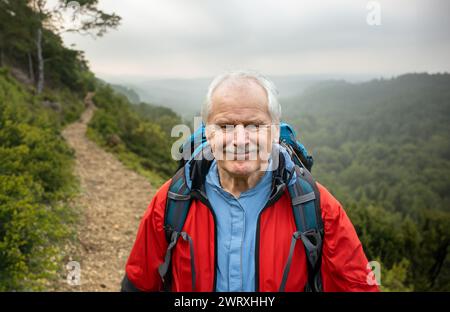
246 124 265 129
247 125 261 132
215 124 270 131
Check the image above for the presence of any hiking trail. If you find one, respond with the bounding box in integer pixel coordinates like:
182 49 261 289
55 92 153 291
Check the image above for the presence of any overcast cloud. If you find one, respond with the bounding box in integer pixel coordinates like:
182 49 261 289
58 0 450 79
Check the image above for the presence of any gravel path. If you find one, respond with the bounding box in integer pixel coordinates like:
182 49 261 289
55 93 153 291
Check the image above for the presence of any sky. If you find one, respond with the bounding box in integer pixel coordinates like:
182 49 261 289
54 0 450 79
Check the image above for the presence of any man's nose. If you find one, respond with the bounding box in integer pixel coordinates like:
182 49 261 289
233 124 249 145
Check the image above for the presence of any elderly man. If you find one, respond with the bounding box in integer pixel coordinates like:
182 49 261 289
121 70 379 292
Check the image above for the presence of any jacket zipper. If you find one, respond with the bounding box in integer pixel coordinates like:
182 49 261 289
254 183 287 291
191 189 218 292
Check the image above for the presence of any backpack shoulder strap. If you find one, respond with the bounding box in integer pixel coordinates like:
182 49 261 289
279 163 324 292
164 167 192 241
158 167 196 291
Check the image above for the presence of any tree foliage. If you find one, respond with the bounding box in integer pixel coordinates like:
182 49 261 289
88 84 181 181
0 68 79 290
283 74 450 290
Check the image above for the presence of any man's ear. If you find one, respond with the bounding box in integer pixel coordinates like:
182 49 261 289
205 123 221 148
205 123 214 142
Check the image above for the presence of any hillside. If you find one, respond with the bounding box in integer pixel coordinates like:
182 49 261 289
282 73 450 291
0 0 180 291
0 68 83 290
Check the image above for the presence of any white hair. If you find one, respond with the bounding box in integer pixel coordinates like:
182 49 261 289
202 70 281 123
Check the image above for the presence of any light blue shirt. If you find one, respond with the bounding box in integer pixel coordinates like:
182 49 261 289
204 160 272 292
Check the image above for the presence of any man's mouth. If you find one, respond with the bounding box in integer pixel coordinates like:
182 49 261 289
222 146 259 160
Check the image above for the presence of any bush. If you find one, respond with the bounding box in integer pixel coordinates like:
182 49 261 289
88 85 179 183
0 69 78 290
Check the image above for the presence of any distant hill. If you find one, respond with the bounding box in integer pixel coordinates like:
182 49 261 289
282 73 450 151
109 83 141 104
125 78 210 118
282 73 450 291
105 74 374 120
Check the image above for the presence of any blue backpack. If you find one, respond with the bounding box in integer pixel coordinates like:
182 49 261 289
158 122 323 292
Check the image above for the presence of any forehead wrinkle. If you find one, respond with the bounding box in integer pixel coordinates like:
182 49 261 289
212 107 270 123
215 116 267 124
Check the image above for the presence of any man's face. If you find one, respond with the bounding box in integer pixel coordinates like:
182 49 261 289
205 78 278 178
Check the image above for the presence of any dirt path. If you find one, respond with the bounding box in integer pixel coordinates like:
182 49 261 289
56 93 153 291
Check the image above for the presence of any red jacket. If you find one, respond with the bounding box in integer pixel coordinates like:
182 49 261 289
124 176 379 292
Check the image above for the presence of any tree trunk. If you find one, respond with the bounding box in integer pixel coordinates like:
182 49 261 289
28 52 35 84
36 27 44 94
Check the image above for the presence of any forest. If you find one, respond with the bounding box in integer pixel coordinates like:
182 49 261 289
283 75 450 291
